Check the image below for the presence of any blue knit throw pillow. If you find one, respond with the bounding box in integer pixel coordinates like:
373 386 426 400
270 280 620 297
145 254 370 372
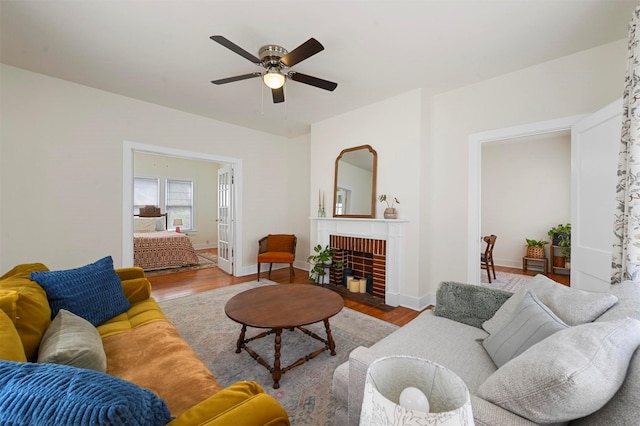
30 256 131 326
0 361 172 426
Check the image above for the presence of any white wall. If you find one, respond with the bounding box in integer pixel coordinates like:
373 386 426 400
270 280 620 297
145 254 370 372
311 90 423 308
1 38 627 300
0 64 311 273
310 39 626 309
428 39 627 295
481 133 571 268
134 152 220 249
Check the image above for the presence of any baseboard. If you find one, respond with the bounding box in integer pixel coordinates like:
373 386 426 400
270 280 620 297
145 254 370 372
192 243 217 250
396 292 434 312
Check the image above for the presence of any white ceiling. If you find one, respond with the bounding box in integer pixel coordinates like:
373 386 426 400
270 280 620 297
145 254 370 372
0 1 636 137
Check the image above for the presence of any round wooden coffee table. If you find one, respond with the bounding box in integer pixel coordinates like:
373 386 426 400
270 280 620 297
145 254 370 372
225 284 344 388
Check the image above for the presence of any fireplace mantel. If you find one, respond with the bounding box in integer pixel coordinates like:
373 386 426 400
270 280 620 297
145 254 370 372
311 217 407 306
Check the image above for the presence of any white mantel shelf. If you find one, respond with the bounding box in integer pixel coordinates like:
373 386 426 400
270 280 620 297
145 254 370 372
310 217 407 307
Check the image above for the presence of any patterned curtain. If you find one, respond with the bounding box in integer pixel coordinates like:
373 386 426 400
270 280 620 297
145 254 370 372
612 6 640 285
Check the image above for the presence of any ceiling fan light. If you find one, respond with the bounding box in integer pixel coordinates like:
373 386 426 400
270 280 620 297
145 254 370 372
263 69 285 89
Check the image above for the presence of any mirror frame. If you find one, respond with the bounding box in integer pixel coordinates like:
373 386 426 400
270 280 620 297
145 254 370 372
333 144 378 218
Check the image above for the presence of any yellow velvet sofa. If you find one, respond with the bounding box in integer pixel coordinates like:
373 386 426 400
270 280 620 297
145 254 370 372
0 263 290 426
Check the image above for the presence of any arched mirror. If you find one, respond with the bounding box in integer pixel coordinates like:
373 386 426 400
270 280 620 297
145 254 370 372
333 145 377 218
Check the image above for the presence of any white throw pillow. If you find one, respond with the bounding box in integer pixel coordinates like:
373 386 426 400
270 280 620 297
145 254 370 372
478 317 640 423
483 274 617 334
482 290 568 368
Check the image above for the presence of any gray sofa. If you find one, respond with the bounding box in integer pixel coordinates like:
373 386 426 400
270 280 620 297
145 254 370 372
332 275 640 425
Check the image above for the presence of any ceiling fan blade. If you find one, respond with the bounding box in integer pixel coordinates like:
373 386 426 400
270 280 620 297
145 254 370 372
210 35 261 65
211 72 261 85
272 87 285 103
280 38 324 68
289 72 337 91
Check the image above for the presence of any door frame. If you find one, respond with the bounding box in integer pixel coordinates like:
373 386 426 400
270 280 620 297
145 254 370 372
467 115 586 284
122 140 243 275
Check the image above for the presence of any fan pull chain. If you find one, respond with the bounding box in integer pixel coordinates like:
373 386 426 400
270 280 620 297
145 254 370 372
283 84 287 118
260 79 265 115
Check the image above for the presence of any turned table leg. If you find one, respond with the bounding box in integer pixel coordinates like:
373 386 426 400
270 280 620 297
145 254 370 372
272 328 283 389
324 319 336 356
235 324 247 354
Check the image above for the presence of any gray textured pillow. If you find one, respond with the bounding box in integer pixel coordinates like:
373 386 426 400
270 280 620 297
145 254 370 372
478 317 640 423
37 309 107 372
434 281 513 329
483 274 618 334
482 290 568 368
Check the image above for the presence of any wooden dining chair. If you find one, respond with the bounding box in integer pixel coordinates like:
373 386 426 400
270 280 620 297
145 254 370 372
257 234 297 283
481 235 497 283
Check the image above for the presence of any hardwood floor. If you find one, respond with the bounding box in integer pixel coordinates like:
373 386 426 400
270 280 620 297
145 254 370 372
491 265 571 286
148 264 422 327
148 253 569 327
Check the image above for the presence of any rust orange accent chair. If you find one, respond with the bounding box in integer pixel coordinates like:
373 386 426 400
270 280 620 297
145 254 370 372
257 234 297 283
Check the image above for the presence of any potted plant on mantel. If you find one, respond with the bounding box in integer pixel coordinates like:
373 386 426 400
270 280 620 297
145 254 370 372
379 194 400 219
525 239 548 259
307 244 344 284
548 223 571 268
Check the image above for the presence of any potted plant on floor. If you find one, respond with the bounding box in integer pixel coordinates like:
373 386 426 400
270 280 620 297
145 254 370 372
307 244 344 284
548 223 571 268
525 239 548 259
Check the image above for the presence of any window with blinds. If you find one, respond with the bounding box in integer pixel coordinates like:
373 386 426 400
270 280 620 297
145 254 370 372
166 179 193 231
133 177 160 214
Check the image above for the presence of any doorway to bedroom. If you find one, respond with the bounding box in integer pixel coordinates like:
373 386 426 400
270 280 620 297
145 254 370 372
122 141 242 277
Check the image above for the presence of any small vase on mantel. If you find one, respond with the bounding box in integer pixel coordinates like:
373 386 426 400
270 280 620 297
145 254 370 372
384 208 397 219
379 194 400 220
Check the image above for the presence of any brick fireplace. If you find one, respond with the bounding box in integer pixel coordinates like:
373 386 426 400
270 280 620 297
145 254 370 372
329 235 386 298
312 218 407 307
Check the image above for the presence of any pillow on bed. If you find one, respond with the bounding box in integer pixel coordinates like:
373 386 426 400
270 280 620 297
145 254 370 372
155 218 166 231
134 217 159 232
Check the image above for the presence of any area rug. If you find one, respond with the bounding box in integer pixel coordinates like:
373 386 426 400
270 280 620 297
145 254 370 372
144 252 218 276
480 270 533 292
158 281 399 425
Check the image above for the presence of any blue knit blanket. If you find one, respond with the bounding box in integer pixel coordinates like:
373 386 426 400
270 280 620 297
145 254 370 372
0 361 172 425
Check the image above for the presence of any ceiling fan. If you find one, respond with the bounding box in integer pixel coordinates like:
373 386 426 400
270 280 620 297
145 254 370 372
210 35 338 104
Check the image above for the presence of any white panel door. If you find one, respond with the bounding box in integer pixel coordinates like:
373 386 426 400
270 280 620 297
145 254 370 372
570 99 622 292
217 165 233 275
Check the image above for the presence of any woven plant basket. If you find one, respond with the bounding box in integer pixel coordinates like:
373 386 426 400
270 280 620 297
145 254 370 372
526 246 545 259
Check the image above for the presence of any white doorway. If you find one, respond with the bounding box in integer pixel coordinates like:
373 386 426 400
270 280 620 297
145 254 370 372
481 132 571 270
467 115 586 284
122 141 243 275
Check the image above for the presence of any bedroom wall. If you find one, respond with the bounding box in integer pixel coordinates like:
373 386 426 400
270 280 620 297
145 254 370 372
133 152 219 250
481 132 571 268
0 64 310 274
